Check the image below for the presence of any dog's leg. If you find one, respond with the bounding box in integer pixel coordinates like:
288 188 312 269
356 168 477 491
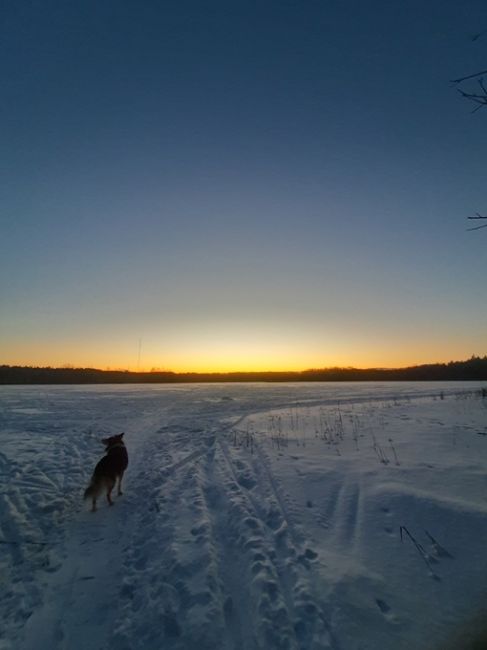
106 478 115 506
117 472 124 496
91 497 97 512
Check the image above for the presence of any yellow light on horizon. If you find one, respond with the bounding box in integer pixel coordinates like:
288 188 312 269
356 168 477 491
2 320 482 373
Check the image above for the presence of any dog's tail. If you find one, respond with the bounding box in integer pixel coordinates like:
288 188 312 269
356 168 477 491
84 479 96 500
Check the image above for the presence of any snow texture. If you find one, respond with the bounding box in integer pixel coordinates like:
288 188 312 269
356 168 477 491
1 382 487 650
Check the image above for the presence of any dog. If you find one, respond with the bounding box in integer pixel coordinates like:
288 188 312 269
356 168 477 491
84 433 128 512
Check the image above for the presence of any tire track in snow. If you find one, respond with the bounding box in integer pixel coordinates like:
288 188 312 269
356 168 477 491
321 476 344 529
335 480 363 550
211 441 299 649
214 433 340 650
112 425 231 650
113 426 265 650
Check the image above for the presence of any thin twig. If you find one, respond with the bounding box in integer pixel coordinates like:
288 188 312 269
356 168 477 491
400 526 437 576
451 69 487 84
424 529 454 559
467 213 487 230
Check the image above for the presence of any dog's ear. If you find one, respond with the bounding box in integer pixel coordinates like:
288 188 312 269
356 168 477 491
101 437 109 445
119 432 125 438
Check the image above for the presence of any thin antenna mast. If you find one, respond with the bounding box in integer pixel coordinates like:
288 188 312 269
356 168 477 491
137 338 142 370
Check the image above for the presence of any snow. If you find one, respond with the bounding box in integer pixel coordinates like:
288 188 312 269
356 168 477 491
1 382 487 650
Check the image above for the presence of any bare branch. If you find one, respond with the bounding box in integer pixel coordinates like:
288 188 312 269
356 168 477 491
456 78 487 111
458 90 487 102
466 213 487 230
467 214 487 230
471 29 487 42
453 63 487 231
451 69 487 84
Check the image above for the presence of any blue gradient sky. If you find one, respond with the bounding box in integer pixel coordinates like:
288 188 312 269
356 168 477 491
1 1 486 371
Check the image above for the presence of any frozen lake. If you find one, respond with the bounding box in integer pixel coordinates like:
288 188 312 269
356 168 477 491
1 381 487 650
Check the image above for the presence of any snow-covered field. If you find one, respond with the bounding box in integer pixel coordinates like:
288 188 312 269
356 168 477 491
1 382 487 650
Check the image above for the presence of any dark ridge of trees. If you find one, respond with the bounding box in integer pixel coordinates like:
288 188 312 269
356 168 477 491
301 355 487 381
1 356 487 384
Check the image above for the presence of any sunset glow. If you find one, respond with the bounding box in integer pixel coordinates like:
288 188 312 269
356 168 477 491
3 324 484 373
1 1 486 373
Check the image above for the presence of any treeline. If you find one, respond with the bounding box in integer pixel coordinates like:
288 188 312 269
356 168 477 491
1 356 487 384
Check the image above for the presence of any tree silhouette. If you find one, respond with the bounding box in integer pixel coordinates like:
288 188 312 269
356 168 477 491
452 69 487 229
451 34 487 231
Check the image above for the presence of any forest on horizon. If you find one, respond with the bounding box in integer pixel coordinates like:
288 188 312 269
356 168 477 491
1 356 487 384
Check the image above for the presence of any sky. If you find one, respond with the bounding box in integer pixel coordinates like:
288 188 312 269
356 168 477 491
1 0 487 373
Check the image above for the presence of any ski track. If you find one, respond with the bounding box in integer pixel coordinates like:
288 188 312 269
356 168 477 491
110 418 337 650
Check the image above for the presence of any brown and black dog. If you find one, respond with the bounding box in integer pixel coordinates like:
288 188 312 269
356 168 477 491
84 433 128 511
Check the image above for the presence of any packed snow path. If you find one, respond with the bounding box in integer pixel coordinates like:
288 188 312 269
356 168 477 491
1 383 487 650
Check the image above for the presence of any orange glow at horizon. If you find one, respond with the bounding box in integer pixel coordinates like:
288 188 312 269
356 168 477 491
2 316 485 374
2 342 482 374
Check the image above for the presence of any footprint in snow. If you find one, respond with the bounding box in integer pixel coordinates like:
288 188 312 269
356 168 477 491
266 508 283 531
375 598 399 623
237 474 257 490
297 548 318 568
190 522 209 537
375 598 390 614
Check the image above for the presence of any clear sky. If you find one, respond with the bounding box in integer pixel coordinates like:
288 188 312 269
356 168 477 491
1 0 486 372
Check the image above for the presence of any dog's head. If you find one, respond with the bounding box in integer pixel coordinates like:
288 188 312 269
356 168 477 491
101 432 125 449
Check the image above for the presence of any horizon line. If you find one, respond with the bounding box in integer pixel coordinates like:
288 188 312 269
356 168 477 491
2 355 485 375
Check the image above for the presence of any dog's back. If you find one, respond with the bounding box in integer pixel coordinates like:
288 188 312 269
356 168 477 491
92 442 128 480
84 433 128 510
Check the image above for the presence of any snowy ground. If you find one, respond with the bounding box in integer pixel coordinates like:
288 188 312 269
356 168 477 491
1 382 487 650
